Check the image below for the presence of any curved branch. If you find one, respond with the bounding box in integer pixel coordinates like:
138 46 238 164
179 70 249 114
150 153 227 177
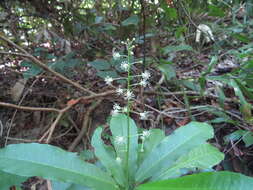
0 34 96 95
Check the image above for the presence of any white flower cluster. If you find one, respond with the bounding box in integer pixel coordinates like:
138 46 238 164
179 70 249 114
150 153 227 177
113 52 121 60
114 135 126 145
111 103 131 116
139 111 149 120
139 70 151 87
115 87 135 100
124 89 134 100
120 61 130 71
111 103 121 115
104 76 113 85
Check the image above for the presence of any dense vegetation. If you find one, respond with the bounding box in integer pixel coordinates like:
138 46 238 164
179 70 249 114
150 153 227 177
1 0 253 189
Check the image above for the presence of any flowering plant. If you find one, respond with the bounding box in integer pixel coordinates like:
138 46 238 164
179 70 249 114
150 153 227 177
1 114 252 190
1 39 253 190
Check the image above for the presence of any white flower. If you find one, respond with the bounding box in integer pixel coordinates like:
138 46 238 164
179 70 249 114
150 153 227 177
113 52 121 60
113 103 121 111
139 79 148 87
105 76 113 85
114 136 126 145
139 111 148 120
116 157 122 164
116 87 124 95
142 130 151 138
141 70 151 80
120 61 130 71
124 90 134 100
111 103 121 115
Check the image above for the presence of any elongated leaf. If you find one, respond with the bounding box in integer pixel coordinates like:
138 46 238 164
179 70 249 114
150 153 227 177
136 171 253 190
0 170 27 190
21 61 42 79
230 79 252 121
52 181 92 190
110 114 138 184
122 15 139 26
158 64 176 80
0 143 117 190
89 59 111 70
92 127 126 186
152 143 224 180
135 122 213 183
162 44 193 54
224 130 253 147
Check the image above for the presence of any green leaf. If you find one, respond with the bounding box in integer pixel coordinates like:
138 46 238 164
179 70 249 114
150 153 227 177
0 143 117 190
234 79 253 101
91 127 126 186
224 130 253 147
137 171 253 190
49 58 81 74
110 114 138 184
21 61 42 79
52 181 92 190
89 59 111 70
216 87 226 108
230 79 252 121
165 7 177 20
162 44 193 54
96 71 119 79
95 16 104 24
202 56 218 76
122 15 139 26
135 122 214 183
0 170 27 190
175 26 187 38
152 143 224 180
180 80 201 92
158 64 176 80
208 5 225 17
232 34 250 43
160 2 177 20
103 23 117 31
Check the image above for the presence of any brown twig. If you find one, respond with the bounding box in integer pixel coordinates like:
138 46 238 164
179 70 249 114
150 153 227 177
38 90 115 143
0 34 95 95
45 112 64 143
0 51 31 58
0 102 60 112
68 99 102 152
142 90 235 103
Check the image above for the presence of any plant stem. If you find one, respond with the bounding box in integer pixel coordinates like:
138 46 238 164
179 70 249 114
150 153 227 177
126 41 132 190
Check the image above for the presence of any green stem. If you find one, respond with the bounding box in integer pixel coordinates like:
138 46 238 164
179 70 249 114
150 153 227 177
126 42 131 190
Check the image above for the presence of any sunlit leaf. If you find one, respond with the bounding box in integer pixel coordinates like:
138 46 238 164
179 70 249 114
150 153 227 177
152 143 224 180
110 114 138 184
137 171 253 190
92 127 126 186
135 122 214 183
